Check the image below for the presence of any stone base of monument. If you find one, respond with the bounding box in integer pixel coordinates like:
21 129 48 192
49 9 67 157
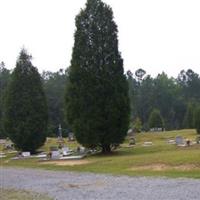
40 154 86 162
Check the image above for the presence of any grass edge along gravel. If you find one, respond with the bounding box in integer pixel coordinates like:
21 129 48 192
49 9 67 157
1 188 53 200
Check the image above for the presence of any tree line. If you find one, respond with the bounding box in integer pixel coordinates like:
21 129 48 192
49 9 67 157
127 68 200 132
1 63 200 138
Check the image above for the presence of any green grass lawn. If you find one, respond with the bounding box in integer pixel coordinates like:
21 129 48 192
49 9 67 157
1 129 200 178
1 188 52 200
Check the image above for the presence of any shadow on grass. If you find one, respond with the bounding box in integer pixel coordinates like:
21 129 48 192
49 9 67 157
89 145 175 158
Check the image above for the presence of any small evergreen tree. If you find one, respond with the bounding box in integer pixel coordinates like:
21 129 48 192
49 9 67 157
4 49 48 153
148 109 164 130
194 106 200 134
133 117 142 133
65 0 130 153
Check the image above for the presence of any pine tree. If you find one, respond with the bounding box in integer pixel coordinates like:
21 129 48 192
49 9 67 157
4 49 48 153
148 109 164 130
65 0 130 153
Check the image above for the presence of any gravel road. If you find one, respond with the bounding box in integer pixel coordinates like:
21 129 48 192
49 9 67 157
1 167 200 200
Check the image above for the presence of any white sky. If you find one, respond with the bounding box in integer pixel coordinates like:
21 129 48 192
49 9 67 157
1 0 200 77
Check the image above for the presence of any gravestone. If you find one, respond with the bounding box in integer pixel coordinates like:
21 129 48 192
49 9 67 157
68 132 75 141
196 136 200 144
143 141 153 146
51 151 60 159
62 147 70 156
34 152 47 158
167 139 175 144
0 139 6 144
127 129 134 136
0 152 6 158
175 136 184 145
80 147 86 154
129 137 136 146
77 146 86 154
150 128 163 132
22 152 31 157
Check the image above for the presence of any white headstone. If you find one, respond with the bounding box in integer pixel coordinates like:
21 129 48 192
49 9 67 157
127 129 133 134
62 147 69 156
143 142 153 146
80 147 86 153
0 152 6 158
22 152 31 157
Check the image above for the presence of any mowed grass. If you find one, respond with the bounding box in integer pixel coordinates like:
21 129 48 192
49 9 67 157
1 188 52 200
1 129 200 178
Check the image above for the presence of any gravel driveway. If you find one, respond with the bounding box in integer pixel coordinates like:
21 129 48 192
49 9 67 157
1 167 200 200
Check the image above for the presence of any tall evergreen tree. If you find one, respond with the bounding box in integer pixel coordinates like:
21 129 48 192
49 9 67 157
194 106 200 134
0 62 10 138
65 0 130 153
4 49 48 153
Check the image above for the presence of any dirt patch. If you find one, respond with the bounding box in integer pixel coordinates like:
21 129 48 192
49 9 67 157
130 164 199 171
41 160 92 166
60 181 105 189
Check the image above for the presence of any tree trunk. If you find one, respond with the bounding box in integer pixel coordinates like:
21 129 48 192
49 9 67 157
102 145 111 154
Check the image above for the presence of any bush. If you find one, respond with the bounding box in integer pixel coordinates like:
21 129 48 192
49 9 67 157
148 109 164 130
133 117 142 133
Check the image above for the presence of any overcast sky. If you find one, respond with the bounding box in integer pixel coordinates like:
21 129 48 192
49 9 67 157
1 0 200 77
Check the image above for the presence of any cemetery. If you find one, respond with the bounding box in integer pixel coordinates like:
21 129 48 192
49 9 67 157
1 0 200 199
1 129 200 178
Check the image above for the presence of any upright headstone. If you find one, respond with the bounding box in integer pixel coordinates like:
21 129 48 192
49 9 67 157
196 136 200 144
127 129 134 136
129 137 136 146
51 151 60 159
68 132 75 141
175 136 184 145
58 124 62 139
62 147 70 156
